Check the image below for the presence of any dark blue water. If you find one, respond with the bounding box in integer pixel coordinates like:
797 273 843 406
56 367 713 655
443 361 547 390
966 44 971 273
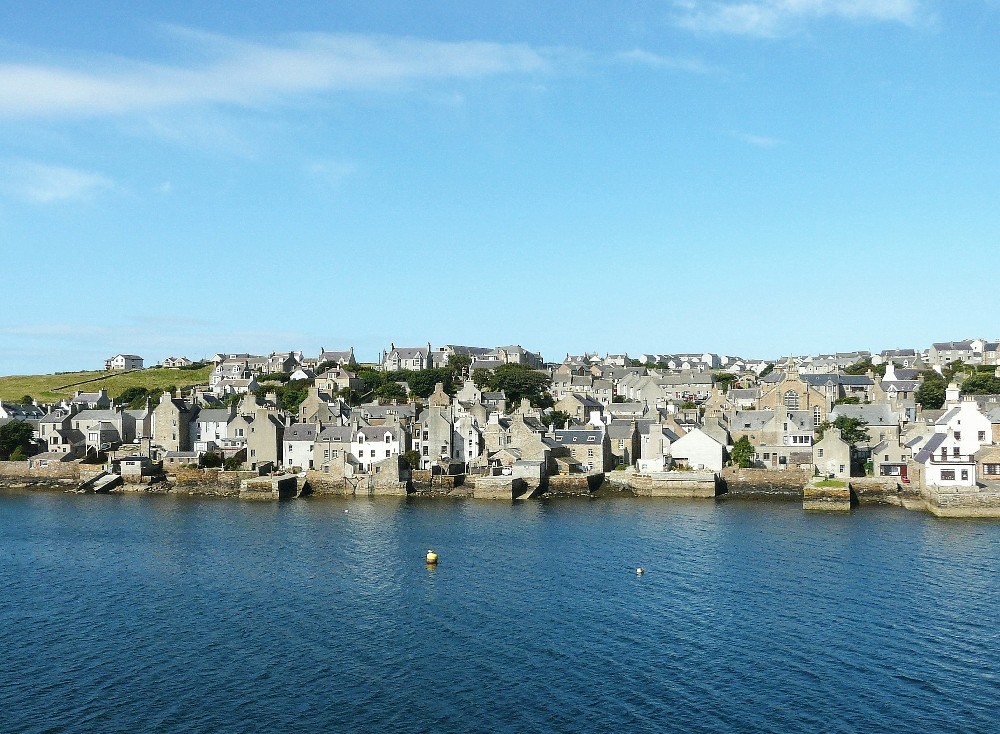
2 492 998 733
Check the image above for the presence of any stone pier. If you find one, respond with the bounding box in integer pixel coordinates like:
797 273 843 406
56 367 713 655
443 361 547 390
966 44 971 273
802 478 852 511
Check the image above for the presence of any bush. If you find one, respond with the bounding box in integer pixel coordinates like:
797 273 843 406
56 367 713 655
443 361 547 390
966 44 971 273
202 452 223 468
9 446 27 461
223 457 243 471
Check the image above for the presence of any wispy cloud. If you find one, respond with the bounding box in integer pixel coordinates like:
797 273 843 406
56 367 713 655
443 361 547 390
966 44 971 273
304 159 358 186
617 49 719 74
672 0 923 37
1 161 114 203
732 130 786 147
0 29 556 120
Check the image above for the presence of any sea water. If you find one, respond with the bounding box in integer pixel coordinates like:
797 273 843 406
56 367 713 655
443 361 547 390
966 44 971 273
1 491 998 733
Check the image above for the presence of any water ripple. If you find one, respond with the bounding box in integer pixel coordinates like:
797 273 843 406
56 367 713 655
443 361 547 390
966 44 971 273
1 494 998 733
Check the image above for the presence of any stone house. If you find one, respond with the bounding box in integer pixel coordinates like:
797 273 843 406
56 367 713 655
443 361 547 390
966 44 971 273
551 425 612 472
152 392 196 453
73 408 137 453
607 420 639 468
316 347 356 367
554 393 604 424
813 429 852 479
312 425 354 476
315 367 363 396
224 394 286 470
383 343 433 371
68 390 111 410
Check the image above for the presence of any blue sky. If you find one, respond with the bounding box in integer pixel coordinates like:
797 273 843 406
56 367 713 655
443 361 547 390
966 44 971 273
2 1 999 374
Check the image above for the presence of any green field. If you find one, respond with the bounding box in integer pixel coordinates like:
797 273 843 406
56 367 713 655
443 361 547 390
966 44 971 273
0 366 213 403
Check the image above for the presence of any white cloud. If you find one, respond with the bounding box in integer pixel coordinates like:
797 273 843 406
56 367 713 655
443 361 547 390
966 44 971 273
304 160 358 185
672 0 923 37
0 29 556 119
617 49 719 74
1 161 114 203
732 130 786 146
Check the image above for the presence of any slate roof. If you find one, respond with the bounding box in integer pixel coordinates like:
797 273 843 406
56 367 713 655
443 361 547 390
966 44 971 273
829 404 899 426
197 409 232 423
317 426 353 442
914 433 947 463
285 423 318 442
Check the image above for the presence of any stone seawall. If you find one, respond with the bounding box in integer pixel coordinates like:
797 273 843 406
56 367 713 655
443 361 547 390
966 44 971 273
0 460 80 481
923 485 1000 518
849 477 911 506
165 467 257 496
720 468 811 498
628 471 718 498
547 474 604 496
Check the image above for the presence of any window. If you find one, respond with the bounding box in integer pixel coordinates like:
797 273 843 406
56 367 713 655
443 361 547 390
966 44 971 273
979 431 986 441
961 470 969 481
953 447 960 457
817 449 824 457
763 453 771 460
784 390 800 410
941 469 956 481
885 455 890 462
839 465 845 473
985 464 1000 475
386 450 391 458
422 446 428 456
955 432 961 441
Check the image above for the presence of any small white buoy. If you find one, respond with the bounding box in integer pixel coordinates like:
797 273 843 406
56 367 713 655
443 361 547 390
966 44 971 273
344 509 349 513
426 549 439 565
636 567 645 576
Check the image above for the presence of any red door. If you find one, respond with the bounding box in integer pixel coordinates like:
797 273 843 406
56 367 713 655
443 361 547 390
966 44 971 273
900 465 908 482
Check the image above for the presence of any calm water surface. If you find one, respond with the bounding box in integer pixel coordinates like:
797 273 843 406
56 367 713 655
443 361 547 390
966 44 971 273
1 491 998 733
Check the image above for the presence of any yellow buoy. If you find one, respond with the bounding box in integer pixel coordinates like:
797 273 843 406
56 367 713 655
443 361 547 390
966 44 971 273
425 550 439 565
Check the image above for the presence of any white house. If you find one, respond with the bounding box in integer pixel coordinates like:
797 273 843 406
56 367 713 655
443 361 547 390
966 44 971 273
669 428 725 471
105 354 144 371
352 425 404 473
284 423 318 470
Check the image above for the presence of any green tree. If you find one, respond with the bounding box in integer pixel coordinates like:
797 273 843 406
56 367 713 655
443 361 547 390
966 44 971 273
759 364 774 378
374 382 408 404
956 372 1000 395
816 416 870 445
407 368 454 399
19 394 33 405
844 357 886 377
202 451 223 468
447 354 472 381
916 371 947 410
402 450 421 469
223 456 243 471
471 368 492 390
713 372 737 392
9 446 28 461
541 410 572 429
835 396 861 405
0 420 34 460
484 364 552 407
730 436 756 468
118 386 150 409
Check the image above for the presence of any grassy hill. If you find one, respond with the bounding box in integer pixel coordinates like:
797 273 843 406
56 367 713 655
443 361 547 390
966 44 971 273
0 366 213 404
